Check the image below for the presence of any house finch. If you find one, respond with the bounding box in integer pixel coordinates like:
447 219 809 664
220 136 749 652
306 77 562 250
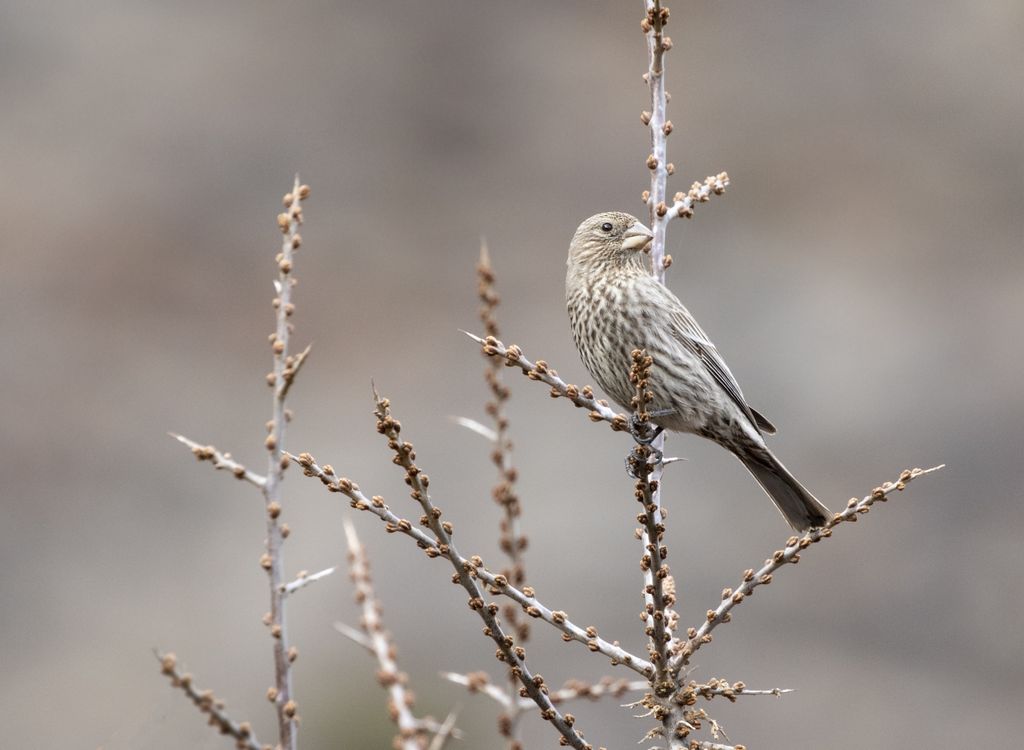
565 211 830 530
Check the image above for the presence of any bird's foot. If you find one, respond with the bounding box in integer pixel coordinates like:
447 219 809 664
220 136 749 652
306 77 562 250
625 446 663 478
628 409 673 446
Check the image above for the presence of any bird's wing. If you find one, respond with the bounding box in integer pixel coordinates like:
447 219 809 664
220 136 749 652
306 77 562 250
667 307 777 435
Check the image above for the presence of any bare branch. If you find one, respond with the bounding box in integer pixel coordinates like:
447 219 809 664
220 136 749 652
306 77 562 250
343 517 426 750
259 176 311 750
681 678 792 704
474 563 653 677
477 243 529 637
670 466 945 670
628 350 679 697
426 710 461 750
450 415 498 442
535 677 649 708
156 651 263 750
333 620 374 651
290 451 653 678
281 565 336 596
441 671 514 709
278 343 312 401
641 4 698 746
368 391 594 749
666 174 730 222
642 0 673 282
464 332 628 432
170 433 266 488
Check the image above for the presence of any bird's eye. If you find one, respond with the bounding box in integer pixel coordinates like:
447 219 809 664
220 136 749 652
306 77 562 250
601 222 613 233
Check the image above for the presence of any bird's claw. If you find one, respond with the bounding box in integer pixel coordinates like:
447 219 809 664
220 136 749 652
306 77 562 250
629 409 674 445
625 447 663 478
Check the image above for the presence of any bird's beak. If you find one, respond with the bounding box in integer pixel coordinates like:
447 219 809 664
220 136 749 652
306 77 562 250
621 222 654 252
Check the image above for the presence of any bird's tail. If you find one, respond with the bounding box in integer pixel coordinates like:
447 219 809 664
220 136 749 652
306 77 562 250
737 449 831 531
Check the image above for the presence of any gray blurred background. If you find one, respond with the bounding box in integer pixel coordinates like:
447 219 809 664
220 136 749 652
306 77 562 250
2 1 1021 748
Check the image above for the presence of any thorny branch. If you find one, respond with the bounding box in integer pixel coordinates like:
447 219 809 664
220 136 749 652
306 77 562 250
443 673 789 712
642 0 673 280
477 244 531 747
290 451 652 677
163 179 311 750
465 333 628 432
476 246 527 597
170 433 267 488
156 652 263 750
629 350 678 692
627 350 689 749
260 176 311 750
670 465 946 670
333 624 466 745
368 391 597 750
281 566 336 597
342 517 426 750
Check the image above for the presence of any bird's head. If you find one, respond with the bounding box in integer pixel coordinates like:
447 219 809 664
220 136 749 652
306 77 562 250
567 212 654 270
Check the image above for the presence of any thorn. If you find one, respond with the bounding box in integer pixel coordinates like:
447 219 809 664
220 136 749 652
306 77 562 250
449 416 499 442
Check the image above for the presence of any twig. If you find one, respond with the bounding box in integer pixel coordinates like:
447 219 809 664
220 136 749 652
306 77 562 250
156 651 263 750
477 244 531 746
260 176 311 750
670 466 945 670
666 174 730 221
369 391 596 750
333 620 375 651
426 710 461 750
642 0 672 281
477 243 528 626
446 673 647 710
441 671 514 709
291 451 652 677
343 517 425 750
628 350 678 697
281 566 336 596
679 678 791 704
545 678 648 707
326 479 625 745
640 3 729 275
639 4 705 746
170 433 267 488
450 415 498 443
475 564 653 677
628 349 685 747
464 333 628 432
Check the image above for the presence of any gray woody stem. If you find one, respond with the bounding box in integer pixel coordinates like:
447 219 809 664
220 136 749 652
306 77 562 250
644 0 671 281
170 433 267 488
261 175 310 750
477 245 531 745
156 652 263 750
465 333 629 431
290 451 652 678
343 517 425 750
369 392 595 750
670 465 945 671
443 673 789 711
642 7 684 743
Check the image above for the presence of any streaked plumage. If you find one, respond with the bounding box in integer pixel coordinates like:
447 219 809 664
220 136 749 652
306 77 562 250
566 211 829 530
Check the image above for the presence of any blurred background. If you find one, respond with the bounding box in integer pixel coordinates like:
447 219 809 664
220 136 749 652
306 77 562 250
2 1 1021 748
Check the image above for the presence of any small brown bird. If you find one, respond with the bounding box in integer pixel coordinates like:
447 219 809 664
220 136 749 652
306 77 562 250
566 211 830 530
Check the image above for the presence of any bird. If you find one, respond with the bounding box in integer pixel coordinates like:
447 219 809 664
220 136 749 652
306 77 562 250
565 211 830 531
